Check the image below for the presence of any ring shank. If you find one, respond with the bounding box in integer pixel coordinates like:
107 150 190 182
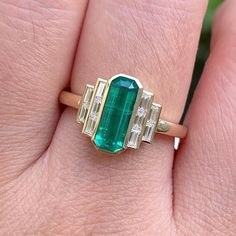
59 91 82 109
59 91 187 139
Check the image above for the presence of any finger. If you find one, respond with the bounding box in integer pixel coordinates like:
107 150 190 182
50 0 207 234
174 1 236 234
0 0 88 182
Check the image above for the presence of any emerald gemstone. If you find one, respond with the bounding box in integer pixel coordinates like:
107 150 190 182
94 75 139 153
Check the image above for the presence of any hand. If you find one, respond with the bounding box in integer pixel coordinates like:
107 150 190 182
0 0 235 235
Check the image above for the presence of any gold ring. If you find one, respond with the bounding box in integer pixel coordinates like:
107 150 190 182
59 74 187 154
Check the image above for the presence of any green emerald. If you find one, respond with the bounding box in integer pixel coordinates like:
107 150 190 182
94 75 139 153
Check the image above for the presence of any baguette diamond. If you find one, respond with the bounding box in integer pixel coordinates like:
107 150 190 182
83 79 107 136
77 85 94 123
127 91 153 149
142 103 162 143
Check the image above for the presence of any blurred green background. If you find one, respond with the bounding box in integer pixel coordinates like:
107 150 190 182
182 0 223 121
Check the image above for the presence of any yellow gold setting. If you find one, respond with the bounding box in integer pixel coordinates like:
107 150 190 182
72 73 184 154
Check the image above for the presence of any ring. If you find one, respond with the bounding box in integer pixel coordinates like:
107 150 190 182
59 74 187 154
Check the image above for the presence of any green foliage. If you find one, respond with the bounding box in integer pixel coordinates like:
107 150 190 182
203 0 224 32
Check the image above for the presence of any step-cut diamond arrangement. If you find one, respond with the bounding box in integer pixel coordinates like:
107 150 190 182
82 79 107 136
142 103 162 143
127 91 154 149
77 85 94 123
77 74 162 154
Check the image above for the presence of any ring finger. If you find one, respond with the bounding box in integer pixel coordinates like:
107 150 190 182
51 1 207 234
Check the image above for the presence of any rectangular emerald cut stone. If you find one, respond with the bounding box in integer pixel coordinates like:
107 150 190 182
94 75 140 153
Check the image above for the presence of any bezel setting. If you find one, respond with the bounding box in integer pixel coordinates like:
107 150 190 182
76 74 162 154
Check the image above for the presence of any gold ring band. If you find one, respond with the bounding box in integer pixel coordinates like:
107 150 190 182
59 74 187 154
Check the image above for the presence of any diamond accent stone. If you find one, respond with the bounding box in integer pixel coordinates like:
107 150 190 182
128 131 140 148
131 124 142 133
127 91 153 149
96 82 106 97
95 96 102 104
85 118 96 135
146 119 154 128
83 80 107 136
140 92 152 109
142 103 162 143
137 107 146 117
83 102 89 109
77 85 94 123
90 112 97 121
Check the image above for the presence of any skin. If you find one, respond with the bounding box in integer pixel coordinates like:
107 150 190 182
0 0 235 235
